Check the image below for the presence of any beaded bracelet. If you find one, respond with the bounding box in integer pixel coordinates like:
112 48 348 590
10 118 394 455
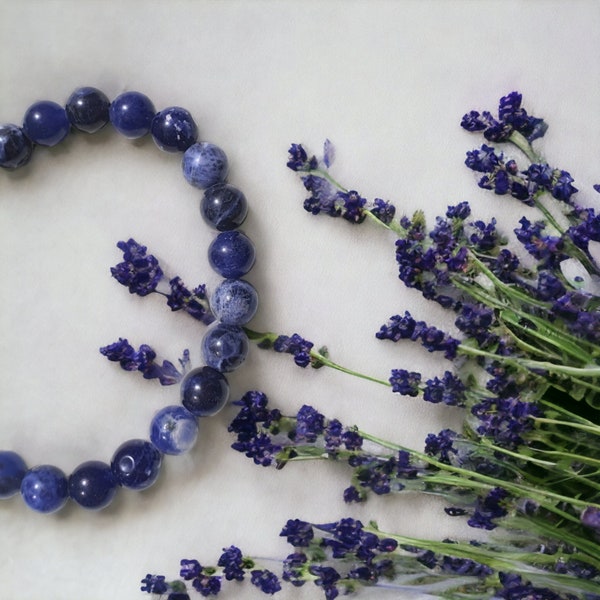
0 87 259 513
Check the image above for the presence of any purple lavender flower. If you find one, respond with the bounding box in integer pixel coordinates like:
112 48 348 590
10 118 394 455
280 519 314 547
423 371 466 406
287 143 317 171
496 573 563 600
471 396 541 449
467 487 509 530
217 546 246 581
111 238 163 296
250 569 282 594
273 334 314 367
166 277 214 324
282 552 308 587
370 198 396 224
446 201 472 220
180 559 202 580
455 303 497 347
99 338 184 385
308 565 341 600
375 311 417 341
465 144 502 172
140 574 168 594
192 576 221 596
581 506 600 532
324 418 343 452
514 216 566 268
424 429 458 464
389 369 422 396
461 92 547 143
294 405 325 443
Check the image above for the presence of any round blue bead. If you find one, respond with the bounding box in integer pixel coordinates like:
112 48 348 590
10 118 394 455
201 183 248 231
151 106 198 152
68 460 118 510
0 125 33 169
150 406 199 455
111 439 162 490
109 91 156 139
0 450 27 498
65 86 110 134
181 366 230 417
208 231 256 278
22 101 70 147
202 323 249 372
20 465 68 513
182 142 228 189
211 279 258 325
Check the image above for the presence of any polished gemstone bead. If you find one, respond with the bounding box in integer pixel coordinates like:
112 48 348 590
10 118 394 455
202 323 249 372
151 106 198 152
180 366 230 417
150 405 199 455
65 86 110 133
0 450 27 498
182 142 228 189
20 465 68 513
201 183 248 231
22 101 70 147
68 460 118 510
109 91 156 139
0 124 33 169
211 278 258 325
111 439 162 490
208 231 256 278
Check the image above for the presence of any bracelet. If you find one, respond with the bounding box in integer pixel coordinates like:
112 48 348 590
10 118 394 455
0 87 258 513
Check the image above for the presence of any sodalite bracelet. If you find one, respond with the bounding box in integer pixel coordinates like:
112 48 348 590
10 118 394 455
0 87 259 513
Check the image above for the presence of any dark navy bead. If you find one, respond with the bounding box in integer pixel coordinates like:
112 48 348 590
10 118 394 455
180 366 230 417
111 439 162 490
208 231 256 278
20 465 68 513
150 406 199 455
151 106 198 152
202 323 249 373
68 460 118 510
211 279 258 325
201 183 248 231
65 87 110 134
0 125 33 169
0 451 27 498
182 142 228 189
22 101 70 147
109 91 156 139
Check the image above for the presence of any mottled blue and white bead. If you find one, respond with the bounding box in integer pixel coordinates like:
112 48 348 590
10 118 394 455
202 323 249 372
150 406 199 455
211 278 258 325
182 142 228 189
20 465 68 513
201 183 248 231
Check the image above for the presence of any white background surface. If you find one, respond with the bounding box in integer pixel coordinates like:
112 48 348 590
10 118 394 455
1 1 599 598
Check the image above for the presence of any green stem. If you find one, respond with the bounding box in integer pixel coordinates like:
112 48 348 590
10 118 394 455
357 431 600 513
309 348 391 387
508 130 542 163
244 327 392 388
533 417 600 436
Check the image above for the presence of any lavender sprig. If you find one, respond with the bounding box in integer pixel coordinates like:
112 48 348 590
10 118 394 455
142 516 600 599
99 338 189 385
111 238 214 325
